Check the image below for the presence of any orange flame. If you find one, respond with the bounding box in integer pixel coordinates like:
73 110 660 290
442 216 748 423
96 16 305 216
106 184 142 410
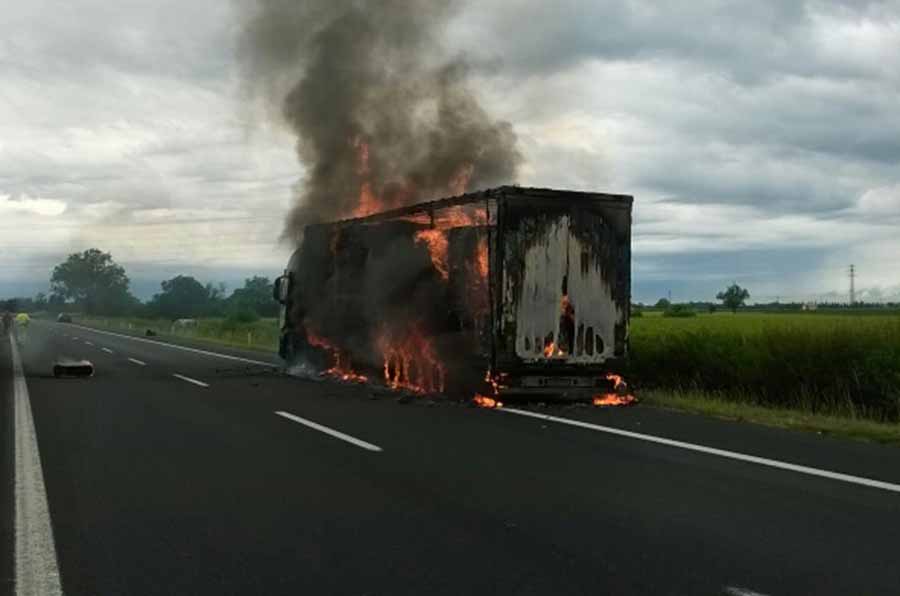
543 340 565 358
414 229 449 280
378 326 446 394
474 394 503 409
432 205 487 229
306 330 369 384
473 370 506 408
352 181 381 218
592 373 637 407
476 237 488 279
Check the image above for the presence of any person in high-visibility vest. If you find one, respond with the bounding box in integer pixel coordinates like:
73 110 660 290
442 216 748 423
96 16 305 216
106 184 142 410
15 312 30 342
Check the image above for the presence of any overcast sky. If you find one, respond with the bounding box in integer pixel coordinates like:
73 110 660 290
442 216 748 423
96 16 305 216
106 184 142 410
2 1 899 303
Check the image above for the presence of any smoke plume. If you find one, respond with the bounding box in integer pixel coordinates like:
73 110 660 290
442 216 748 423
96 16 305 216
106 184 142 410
240 0 521 243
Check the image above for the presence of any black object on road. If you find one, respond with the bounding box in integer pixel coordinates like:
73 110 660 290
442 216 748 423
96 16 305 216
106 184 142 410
53 358 95 378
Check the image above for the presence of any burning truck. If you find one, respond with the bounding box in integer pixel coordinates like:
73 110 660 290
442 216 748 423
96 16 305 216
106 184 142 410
274 186 633 403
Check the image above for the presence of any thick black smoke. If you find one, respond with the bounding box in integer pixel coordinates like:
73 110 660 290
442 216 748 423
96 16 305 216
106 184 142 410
240 0 521 243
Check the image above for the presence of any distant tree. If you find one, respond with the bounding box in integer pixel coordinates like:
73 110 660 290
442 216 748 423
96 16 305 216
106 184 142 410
663 304 697 318
47 293 66 310
228 276 277 318
34 292 48 310
716 283 750 314
205 282 228 317
14 297 36 312
148 275 213 319
50 249 136 315
655 298 671 309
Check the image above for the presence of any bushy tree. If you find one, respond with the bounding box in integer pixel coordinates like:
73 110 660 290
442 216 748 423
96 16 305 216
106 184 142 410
50 249 137 315
228 276 277 318
655 298 671 309
147 275 213 319
717 283 750 313
205 282 228 317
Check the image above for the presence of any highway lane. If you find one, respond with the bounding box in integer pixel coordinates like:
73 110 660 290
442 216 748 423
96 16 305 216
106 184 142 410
5 320 900 594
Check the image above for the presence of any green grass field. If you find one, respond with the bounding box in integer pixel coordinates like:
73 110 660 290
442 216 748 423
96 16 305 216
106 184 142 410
629 311 900 423
76 315 280 352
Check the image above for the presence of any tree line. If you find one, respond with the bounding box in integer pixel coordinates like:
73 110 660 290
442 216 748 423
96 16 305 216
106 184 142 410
4 249 279 321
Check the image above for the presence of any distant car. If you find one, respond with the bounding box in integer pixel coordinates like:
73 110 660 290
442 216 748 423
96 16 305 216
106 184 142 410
56 313 72 323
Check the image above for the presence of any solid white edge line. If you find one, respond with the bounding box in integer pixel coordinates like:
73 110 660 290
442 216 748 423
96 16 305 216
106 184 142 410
10 335 65 596
127 358 146 366
275 411 383 452
173 374 209 388
500 408 900 494
100 348 113 354
67 323 275 367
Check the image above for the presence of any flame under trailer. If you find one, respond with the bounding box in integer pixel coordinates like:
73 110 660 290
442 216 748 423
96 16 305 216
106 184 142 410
275 186 633 400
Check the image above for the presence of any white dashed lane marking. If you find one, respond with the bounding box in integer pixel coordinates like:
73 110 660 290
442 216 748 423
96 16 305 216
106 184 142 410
173 373 209 388
275 411 383 453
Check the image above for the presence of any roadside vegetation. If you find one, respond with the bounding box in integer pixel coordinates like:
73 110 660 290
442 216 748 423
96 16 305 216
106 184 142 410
640 389 900 445
629 311 900 425
75 314 280 352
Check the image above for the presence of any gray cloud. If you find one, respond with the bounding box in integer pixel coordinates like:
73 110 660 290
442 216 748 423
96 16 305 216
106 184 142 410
2 0 899 302
455 1 899 82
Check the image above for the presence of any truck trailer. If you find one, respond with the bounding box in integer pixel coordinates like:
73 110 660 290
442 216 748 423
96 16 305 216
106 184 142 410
274 186 633 401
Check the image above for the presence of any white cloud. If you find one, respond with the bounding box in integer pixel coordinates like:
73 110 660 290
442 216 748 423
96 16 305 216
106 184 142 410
857 184 900 216
0 194 67 217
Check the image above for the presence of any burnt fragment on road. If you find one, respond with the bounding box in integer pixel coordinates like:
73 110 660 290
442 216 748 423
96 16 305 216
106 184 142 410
53 359 94 378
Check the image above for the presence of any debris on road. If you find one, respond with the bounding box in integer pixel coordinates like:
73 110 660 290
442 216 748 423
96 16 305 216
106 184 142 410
53 359 94 378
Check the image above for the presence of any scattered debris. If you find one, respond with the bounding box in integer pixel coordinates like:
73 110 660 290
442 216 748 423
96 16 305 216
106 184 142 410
53 359 94 378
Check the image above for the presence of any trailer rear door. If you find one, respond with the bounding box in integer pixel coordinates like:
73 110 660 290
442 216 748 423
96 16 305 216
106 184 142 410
499 199 629 367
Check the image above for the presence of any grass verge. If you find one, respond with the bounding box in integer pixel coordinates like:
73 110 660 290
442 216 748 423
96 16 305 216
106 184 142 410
73 315 280 354
641 389 900 446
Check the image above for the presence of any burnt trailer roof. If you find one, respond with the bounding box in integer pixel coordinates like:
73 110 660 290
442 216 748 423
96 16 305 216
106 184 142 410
307 186 634 229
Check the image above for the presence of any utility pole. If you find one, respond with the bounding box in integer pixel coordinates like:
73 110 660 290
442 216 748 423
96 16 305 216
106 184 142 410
850 264 856 306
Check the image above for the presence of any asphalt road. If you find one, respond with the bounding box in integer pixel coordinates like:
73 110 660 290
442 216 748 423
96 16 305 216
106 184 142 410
3 320 900 595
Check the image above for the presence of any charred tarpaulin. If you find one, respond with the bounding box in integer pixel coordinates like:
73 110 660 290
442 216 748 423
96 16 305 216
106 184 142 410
277 186 632 400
